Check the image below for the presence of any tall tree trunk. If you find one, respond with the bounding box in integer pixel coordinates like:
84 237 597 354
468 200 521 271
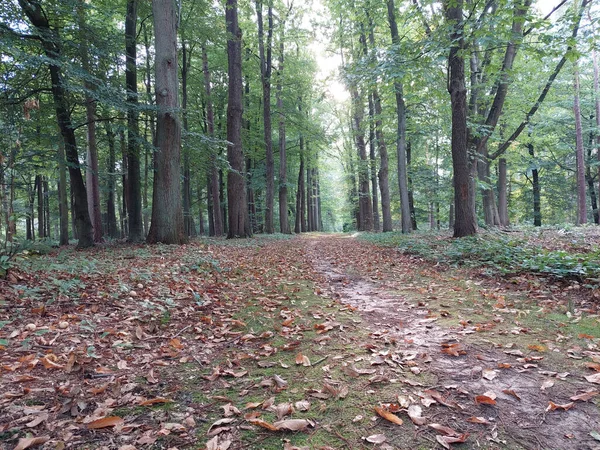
368 95 380 231
498 158 509 226
104 123 118 238
120 129 129 237
125 0 143 242
203 45 223 236
593 33 600 225
43 179 50 238
26 178 34 241
36 175 44 238
445 0 477 237
181 38 193 237
77 3 103 243
147 0 187 244
226 0 251 238
306 157 313 231
350 84 373 231
57 139 69 245
573 59 587 225
316 167 323 231
143 22 154 235
257 0 275 233
277 36 290 234
198 179 206 235
527 141 542 226
407 140 417 230
19 0 94 248
387 0 411 233
295 152 305 233
207 175 215 236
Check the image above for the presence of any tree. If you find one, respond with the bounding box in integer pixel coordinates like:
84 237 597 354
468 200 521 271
445 0 477 237
126 0 144 242
18 0 94 248
147 0 187 244
226 0 251 238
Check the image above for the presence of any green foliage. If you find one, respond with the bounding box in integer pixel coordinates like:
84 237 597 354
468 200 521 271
361 230 600 283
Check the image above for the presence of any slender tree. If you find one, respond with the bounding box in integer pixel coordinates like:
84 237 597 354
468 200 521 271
445 0 477 237
18 0 94 248
126 0 143 242
226 0 251 238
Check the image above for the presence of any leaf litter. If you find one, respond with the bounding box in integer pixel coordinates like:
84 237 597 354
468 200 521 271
0 234 598 449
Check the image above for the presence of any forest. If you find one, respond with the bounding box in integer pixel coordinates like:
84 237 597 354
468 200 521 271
1 0 600 449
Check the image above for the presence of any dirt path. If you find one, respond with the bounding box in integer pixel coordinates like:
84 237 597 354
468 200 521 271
304 234 600 450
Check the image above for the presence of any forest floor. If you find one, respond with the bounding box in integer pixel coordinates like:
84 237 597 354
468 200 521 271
0 231 599 450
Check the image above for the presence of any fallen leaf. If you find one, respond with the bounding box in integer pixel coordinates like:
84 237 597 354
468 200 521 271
540 379 554 391
585 373 600 384
436 433 469 449
570 391 599 402
205 435 232 450
474 395 496 405
528 344 546 352
247 418 278 431
467 416 490 424
295 353 311 367
429 423 460 436
546 401 575 412
87 416 124 429
374 407 403 425
365 434 386 444
407 405 427 425
273 419 315 431
139 397 172 406
13 436 50 450
294 400 310 411
482 369 497 381
502 389 521 400
25 413 48 428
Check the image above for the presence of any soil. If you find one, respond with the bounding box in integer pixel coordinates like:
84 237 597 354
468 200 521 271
305 234 600 450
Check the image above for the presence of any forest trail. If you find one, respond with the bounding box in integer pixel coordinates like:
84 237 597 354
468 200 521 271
304 234 600 450
1 234 599 449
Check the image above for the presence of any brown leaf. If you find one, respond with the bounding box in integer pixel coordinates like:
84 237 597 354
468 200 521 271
407 405 427 425
570 391 599 402
273 419 315 431
294 400 310 411
474 395 496 405
295 353 311 367
436 433 469 449
25 413 48 428
87 416 124 429
13 436 50 450
546 401 575 412
365 434 386 444
502 389 521 400
585 362 600 372
139 397 172 406
467 416 490 424
247 418 278 431
585 373 600 384
41 354 63 370
429 423 460 437
269 403 294 420
374 407 403 425
528 344 546 352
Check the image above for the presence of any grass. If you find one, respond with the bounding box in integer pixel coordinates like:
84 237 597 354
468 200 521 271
360 229 600 284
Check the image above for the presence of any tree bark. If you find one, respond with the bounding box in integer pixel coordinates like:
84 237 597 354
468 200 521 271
367 95 380 231
181 37 193 237
257 0 275 233
125 0 143 242
387 0 411 233
147 0 187 244
78 2 103 243
350 84 373 231
407 140 417 230
226 0 251 238
573 59 587 225
104 122 119 238
527 141 542 226
57 139 69 245
277 35 290 234
203 45 223 236
19 0 94 248
445 0 477 237
373 88 392 232
593 34 600 225
498 158 509 226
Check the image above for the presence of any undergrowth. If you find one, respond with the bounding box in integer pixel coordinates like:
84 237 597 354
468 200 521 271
360 230 600 284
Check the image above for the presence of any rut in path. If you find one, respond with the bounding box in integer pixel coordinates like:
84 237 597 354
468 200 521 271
303 234 600 450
